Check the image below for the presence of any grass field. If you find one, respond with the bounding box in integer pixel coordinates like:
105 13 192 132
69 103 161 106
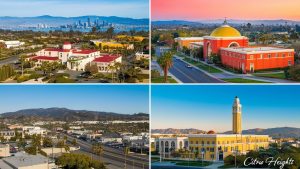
222 78 270 83
183 58 222 73
253 72 286 79
152 76 178 83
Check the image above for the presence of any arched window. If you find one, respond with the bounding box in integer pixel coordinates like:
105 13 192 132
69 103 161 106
228 42 240 48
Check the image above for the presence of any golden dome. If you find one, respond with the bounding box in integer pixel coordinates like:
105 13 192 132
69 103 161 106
210 25 241 37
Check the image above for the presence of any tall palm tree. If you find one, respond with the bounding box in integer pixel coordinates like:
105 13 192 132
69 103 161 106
157 51 174 83
92 143 104 162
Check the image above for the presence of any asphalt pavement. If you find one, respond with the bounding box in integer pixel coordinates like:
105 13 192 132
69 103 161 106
169 58 224 83
63 133 149 169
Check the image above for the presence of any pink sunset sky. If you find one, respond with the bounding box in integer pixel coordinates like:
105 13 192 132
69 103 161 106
151 0 300 21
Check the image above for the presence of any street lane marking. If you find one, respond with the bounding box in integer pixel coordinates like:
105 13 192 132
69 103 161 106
171 65 198 83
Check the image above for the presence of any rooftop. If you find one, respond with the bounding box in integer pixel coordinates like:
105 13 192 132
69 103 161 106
176 37 203 40
93 55 121 63
31 56 59 61
188 134 269 138
221 46 294 54
2 152 49 168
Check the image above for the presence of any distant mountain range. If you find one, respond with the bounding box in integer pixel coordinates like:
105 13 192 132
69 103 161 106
0 15 149 27
152 128 205 134
0 108 149 122
152 127 300 138
152 19 300 26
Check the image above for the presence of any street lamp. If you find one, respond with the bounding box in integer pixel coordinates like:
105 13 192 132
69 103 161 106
201 150 204 166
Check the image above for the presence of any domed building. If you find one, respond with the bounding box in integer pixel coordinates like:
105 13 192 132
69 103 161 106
203 20 249 61
176 19 295 73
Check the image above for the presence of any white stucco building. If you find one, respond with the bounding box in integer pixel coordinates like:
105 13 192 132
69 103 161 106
28 42 122 72
92 54 122 72
0 144 10 157
22 126 47 136
0 40 25 48
154 137 189 155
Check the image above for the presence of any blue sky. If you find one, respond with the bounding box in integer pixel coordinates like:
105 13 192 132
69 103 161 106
0 85 149 114
0 0 149 18
152 85 300 132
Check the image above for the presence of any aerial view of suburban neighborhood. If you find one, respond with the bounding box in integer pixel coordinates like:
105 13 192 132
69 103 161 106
151 0 300 83
151 85 300 168
0 1 149 83
0 85 150 169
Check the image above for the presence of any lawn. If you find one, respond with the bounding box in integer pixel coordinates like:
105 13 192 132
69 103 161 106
151 158 212 167
183 58 222 73
222 78 270 83
176 161 212 167
152 76 178 83
253 72 286 79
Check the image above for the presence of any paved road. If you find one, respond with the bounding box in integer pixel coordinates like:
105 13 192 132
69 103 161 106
63 133 149 169
0 56 19 66
169 58 224 83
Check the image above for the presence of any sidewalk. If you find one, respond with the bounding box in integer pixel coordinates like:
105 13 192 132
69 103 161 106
151 60 182 83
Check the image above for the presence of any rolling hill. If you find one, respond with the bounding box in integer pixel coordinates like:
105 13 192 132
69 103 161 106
0 108 149 122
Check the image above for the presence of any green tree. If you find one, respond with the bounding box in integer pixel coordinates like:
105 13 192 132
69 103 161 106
56 153 106 169
157 51 174 83
43 137 53 147
92 143 104 162
71 139 77 146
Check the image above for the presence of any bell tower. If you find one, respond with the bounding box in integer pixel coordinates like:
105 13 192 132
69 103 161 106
232 96 242 134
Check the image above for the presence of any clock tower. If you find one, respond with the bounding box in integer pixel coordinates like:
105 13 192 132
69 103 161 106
232 96 242 134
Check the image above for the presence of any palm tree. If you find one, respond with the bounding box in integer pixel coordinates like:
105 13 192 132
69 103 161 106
92 143 104 162
124 146 130 169
107 64 116 82
157 51 174 83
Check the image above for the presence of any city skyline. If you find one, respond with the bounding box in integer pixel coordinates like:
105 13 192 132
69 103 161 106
0 85 149 115
0 0 149 18
152 0 300 21
151 85 300 132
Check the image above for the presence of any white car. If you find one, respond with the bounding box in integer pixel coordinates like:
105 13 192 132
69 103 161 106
186 64 192 68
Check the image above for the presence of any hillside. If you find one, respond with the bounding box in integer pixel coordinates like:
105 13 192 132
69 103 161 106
0 108 149 122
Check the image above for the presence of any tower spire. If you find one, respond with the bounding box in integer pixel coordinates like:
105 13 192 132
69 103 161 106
224 17 228 25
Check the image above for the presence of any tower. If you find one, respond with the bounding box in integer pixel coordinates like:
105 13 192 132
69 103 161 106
232 96 242 134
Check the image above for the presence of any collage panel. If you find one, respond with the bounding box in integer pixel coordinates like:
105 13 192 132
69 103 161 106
0 0 150 84
0 85 150 169
151 85 300 169
151 0 300 84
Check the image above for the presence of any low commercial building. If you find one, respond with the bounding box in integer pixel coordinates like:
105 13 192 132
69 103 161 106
175 37 204 50
0 152 56 169
22 126 47 136
155 46 171 57
0 40 25 48
0 130 16 140
0 144 10 157
135 52 150 60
